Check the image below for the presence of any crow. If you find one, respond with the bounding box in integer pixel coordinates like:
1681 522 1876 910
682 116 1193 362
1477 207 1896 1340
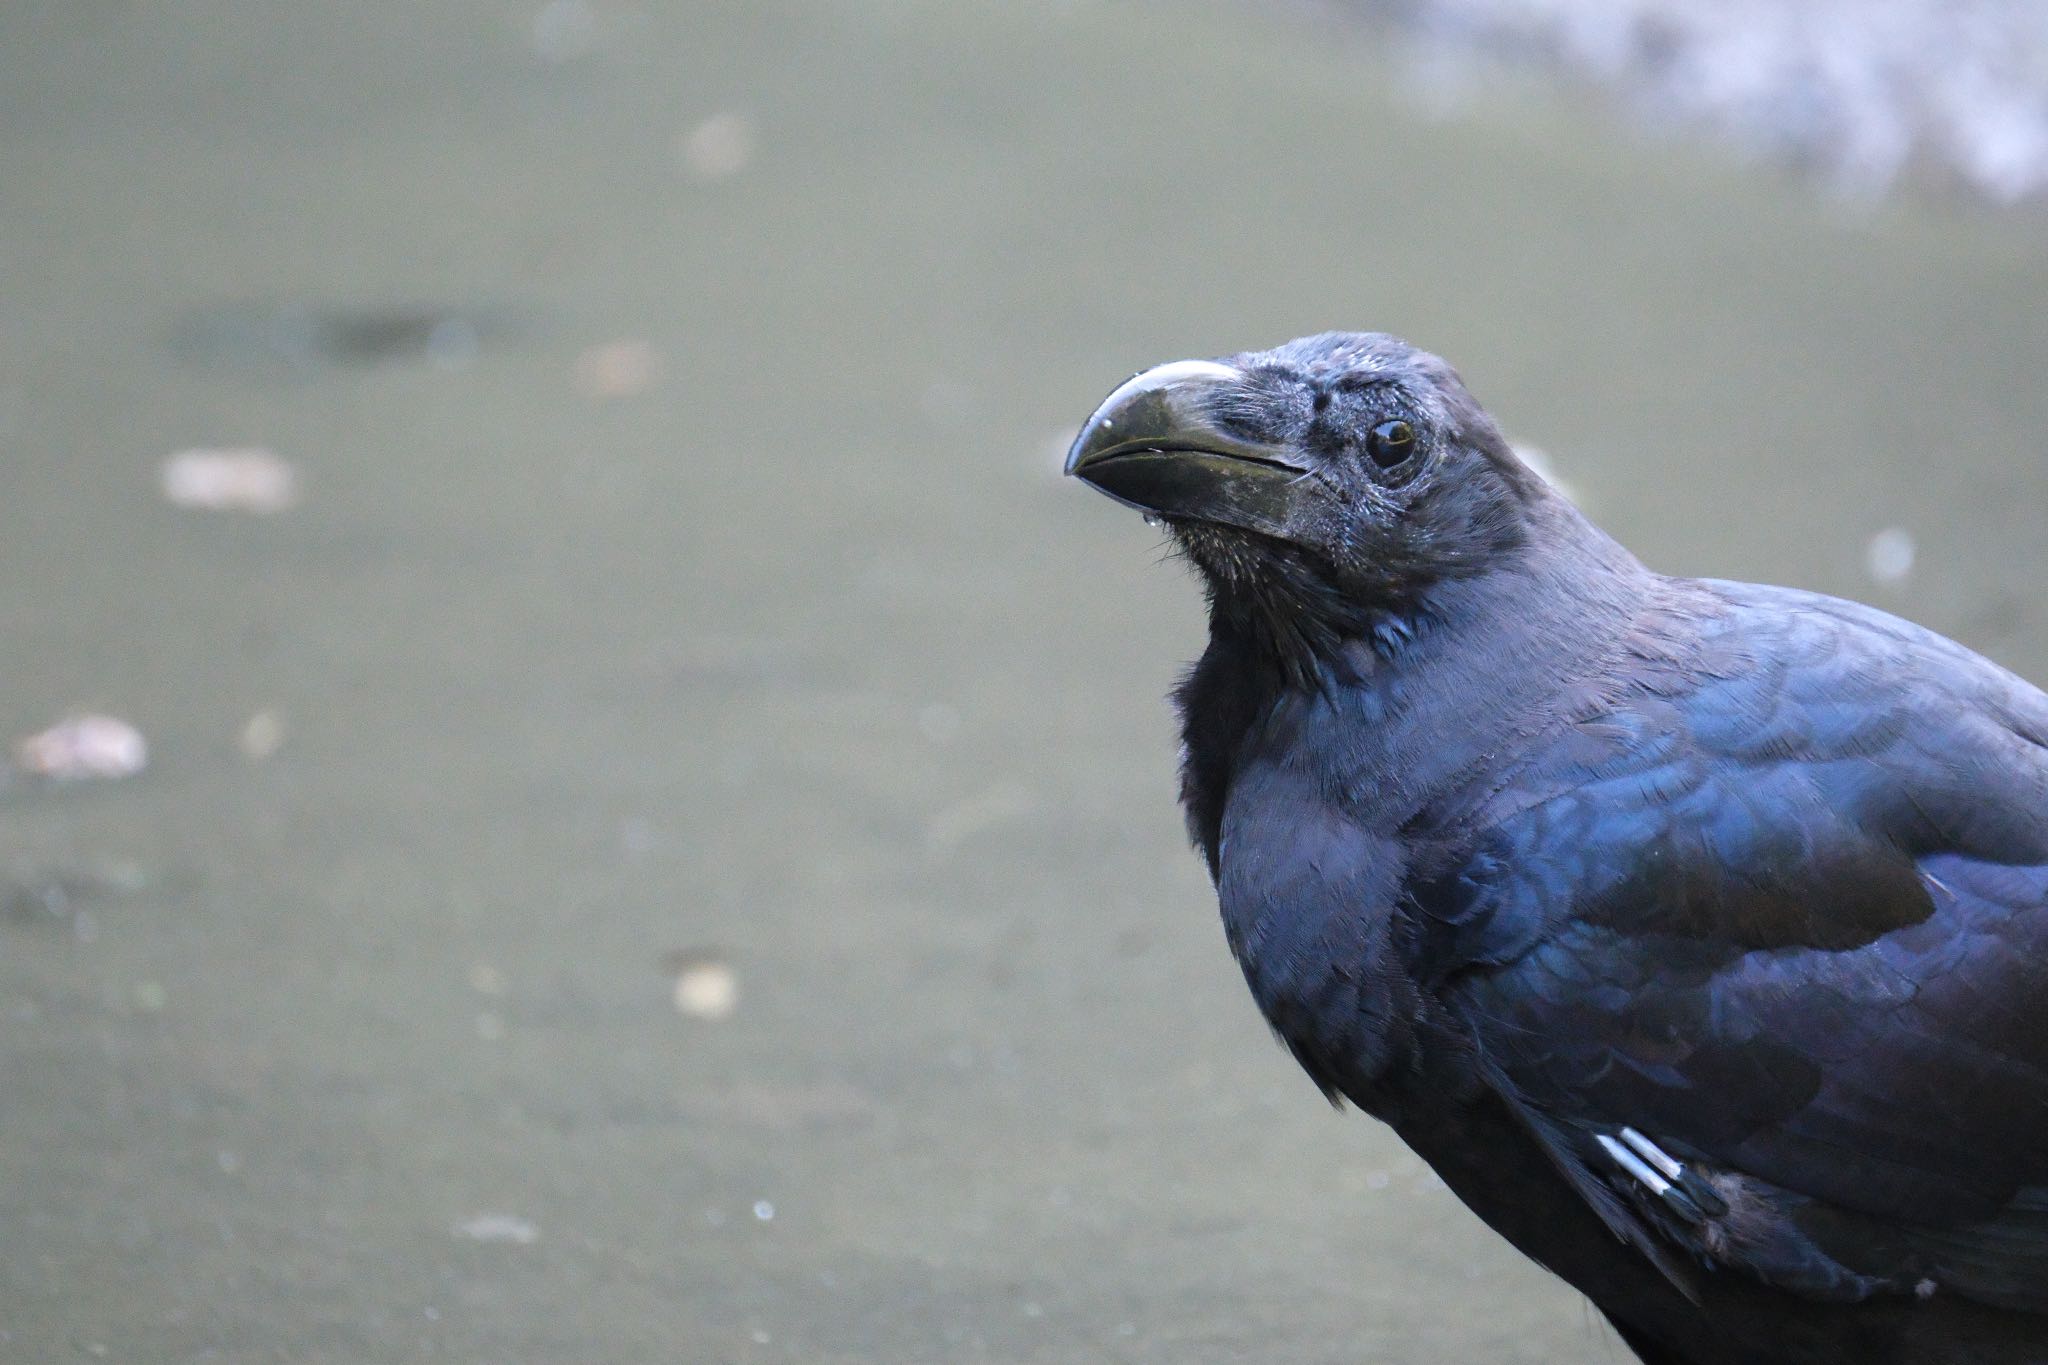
1064 333 2048 1364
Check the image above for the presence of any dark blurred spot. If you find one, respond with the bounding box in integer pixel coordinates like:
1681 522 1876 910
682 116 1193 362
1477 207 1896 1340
165 302 528 374
0 863 150 933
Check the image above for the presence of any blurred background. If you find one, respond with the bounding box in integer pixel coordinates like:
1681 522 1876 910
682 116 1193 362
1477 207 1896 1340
3 1 2046 1360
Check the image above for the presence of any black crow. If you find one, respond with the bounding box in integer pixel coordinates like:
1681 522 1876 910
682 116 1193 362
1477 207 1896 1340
1065 333 2048 1364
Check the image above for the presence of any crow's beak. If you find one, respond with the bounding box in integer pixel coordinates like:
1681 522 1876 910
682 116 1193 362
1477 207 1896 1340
1065 360 1311 540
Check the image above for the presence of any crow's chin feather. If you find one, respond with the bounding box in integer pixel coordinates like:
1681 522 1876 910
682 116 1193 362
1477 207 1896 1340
1169 522 1431 694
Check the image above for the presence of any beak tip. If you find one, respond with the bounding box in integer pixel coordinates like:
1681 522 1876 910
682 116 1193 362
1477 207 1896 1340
1063 421 1109 479
1065 358 1241 481
1061 434 1088 478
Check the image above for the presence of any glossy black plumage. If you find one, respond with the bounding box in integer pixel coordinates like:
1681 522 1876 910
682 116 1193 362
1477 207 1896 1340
1068 334 2048 1362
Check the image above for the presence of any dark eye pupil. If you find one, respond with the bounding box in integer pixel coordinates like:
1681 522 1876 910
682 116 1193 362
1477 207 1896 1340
1368 419 1416 468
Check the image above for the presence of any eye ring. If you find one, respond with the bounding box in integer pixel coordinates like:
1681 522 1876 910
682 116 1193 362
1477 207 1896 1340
1367 419 1417 469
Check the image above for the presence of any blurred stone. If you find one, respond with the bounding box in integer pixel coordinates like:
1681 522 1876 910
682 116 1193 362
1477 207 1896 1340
574 340 662 399
238 710 286 761
2 863 148 928
14 714 147 781
1866 527 1917 585
453 1213 539 1245
167 302 512 374
667 950 739 1020
160 448 299 513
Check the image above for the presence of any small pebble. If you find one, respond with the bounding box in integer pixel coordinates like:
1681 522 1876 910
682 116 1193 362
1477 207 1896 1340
1866 527 1916 585
574 340 661 399
160 447 299 513
453 1213 539 1245
13 714 147 781
670 952 739 1021
752 1199 775 1222
238 710 285 761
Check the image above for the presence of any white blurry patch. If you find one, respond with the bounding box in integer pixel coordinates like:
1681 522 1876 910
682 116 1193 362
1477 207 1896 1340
1866 527 1916 585
678 113 755 181
453 1213 539 1245
238 709 285 761
670 952 739 1021
14 714 147 781
573 340 661 399
161 447 299 513
1346 0 2048 205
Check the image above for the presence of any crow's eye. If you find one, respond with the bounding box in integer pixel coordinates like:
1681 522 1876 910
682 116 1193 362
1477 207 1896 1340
1367 419 1417 469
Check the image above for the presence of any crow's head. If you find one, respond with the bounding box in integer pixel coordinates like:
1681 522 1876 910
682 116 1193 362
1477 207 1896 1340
1066 333 1550 646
